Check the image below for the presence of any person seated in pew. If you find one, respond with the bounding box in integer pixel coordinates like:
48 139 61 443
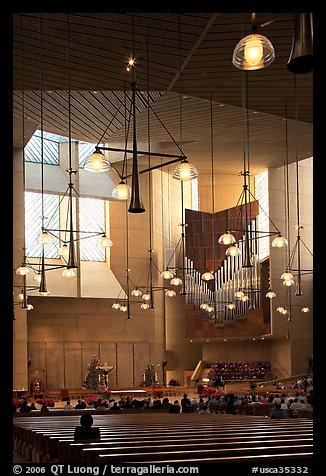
19 400 32 412
74 414 101 440
30 402 38 411
269 402 287 419
40 402 50 413
152 398 163 409
109 401 121 411
168 400 181 413
74 399 85 409
64 400 73 410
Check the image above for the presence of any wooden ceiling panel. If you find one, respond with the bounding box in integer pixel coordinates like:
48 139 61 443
12 12 313 174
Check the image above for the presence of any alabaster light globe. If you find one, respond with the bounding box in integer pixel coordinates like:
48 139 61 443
283 279 295 287
302 307 310 313
170 277 182 286
276 306 285 313
165 289 176 298
200 303 208 310
282 308 288 315
207 306 214 313
39 231 51 245
33 273 42 283
172 159 198 181
61 244 69 258
201 271 214 281
141 303 150 310
271 234 288 248
232 33 275 71
281 271 293 281
234 290 244 299
62 267 76 278
16 265 30 276
18 293 24 302
161 269 174 280
226 245 241 257
142 293 151 301
83 149 111 173
227 303 235 310
241 295 249 302
131 288 142 297
120 305 128 312
112 302 121 310
111 181 131 200
266 291 276 299
27 303 34 311
101 234 113 248
218 232 236 245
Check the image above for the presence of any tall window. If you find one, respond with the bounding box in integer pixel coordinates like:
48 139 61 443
25 191 60 258
255 171 269 260
79 197 106 261
24 131 63 165
191 176 199 211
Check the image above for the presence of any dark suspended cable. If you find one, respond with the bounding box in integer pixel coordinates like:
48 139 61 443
284 102 291 262
67 13 72 172
38 13 45 228
177 13 186 293
146 34 154 306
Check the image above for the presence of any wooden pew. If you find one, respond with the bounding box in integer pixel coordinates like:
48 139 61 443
13 413 313 465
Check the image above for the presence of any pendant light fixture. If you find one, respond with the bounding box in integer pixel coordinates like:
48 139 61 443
287 13 313 74
232 13 275 71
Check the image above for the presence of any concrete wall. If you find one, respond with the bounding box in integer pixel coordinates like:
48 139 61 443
27 296 156 389
269 158 313 376
13 148 28 391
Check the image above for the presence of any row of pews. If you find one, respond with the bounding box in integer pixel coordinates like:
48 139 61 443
13 411 313 465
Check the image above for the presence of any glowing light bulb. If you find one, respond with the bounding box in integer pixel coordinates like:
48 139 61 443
241 295 249 302
165 289 176 298
302 307 310 313
272 234 288 248
112 181 131 200
207 306 214 313
244 37 263 67
170 277 182 286
283 279 294 287
234 290 244 299
27 304 34 311
112 303 121 310
200 303 208 310
101 234 113 248
266 291 276 299
161 270 174 280
61 244 69 258
18 293 24 301
227 303 235 310
142 293 151 301
90 152 104 172
131 289 142 297
39 231 51 245
62 268 76 278
33 273 42 283
218 232 236 245
226 245 241 256
276 306 285 313
201 272 214 281
141 303 149 309
281 271 293 280
120 305 128 312
16 265 30 276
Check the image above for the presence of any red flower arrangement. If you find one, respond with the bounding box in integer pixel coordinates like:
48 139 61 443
152 387 163 398
35 397 55 407
200 386 224 398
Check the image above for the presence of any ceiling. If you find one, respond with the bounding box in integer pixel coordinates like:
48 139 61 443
12 12 313 176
